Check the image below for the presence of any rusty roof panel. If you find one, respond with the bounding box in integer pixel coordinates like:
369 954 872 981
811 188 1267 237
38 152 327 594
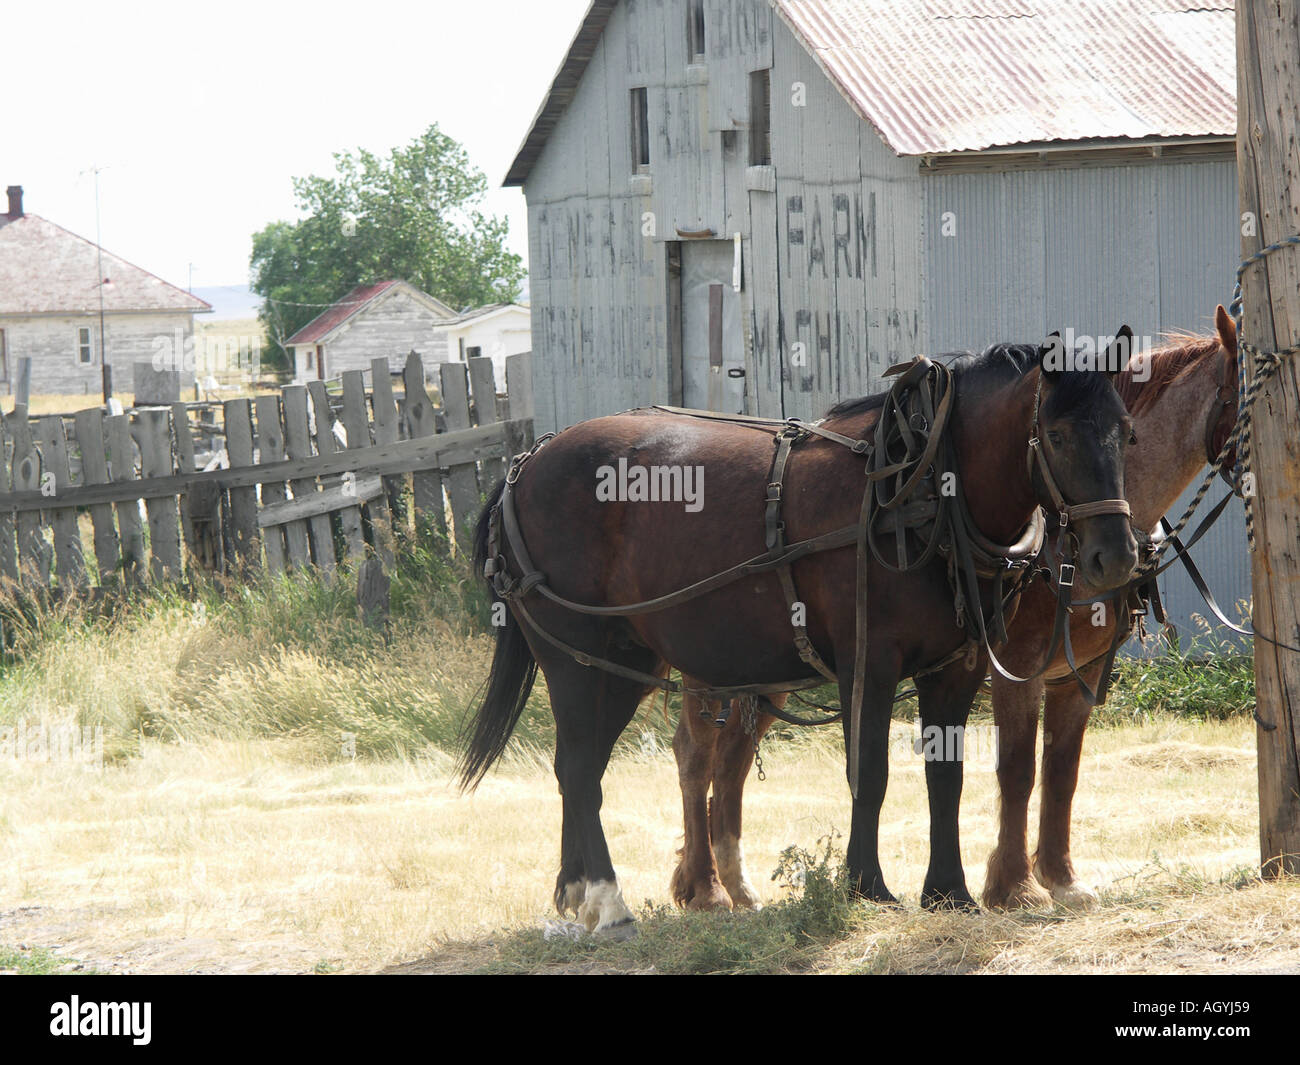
504 0 1236 185
776 0 1235 156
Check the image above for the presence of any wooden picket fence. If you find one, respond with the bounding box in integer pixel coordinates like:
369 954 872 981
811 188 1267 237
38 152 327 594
0 351 534 593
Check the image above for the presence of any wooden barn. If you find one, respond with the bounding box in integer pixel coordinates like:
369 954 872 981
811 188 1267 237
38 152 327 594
506 0 1246 643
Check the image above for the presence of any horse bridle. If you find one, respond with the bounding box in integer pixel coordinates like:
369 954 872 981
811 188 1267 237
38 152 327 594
1026 369 1133 530
1204 344 1239 484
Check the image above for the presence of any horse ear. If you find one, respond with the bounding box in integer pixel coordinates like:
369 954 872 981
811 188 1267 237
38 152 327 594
1215 305 1238 358
1102 325 1134 380
1038 331 1064 381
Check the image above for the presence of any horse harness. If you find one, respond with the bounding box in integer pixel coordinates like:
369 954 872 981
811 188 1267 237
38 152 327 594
485 356 1132 796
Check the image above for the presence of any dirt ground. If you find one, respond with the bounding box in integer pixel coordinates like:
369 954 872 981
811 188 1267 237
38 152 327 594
1 720 1296 975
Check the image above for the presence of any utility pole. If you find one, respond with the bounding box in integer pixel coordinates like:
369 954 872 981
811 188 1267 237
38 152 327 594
91 166 112 404
1237 1 1300 877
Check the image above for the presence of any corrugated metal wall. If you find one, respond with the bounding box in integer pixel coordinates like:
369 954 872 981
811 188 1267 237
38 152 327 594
923 156 1250 648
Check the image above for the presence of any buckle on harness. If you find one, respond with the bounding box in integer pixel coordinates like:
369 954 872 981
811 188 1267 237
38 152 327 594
1058 563 1076 589
766 481 783 501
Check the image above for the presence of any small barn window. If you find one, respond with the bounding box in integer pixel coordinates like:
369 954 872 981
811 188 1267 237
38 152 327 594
631 87 650 171
688 0 706 61
750 69 772 166
77 326 94 364
467 346 482 359
0 328 6 381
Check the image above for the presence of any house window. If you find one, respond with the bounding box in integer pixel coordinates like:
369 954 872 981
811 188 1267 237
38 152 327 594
467 346 482 360
688 0 706 60
750 69 772 166
77 326 94 364
631 87 650 171
306 347 314 370
0 328 7 381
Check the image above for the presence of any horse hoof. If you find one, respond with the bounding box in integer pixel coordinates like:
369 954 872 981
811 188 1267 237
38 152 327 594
983 877 1052 910
921 887 979 912
850 883 900 908
1049 881 1098 910
685 886 734 912
595 917 638 942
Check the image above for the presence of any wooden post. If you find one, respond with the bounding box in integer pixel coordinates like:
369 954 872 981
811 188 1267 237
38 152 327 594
309 380 366 565
223 399 261 574
9 407 51 585
74 410 122 588
468 356 505 488
106 413 145 585
14 357 30 411
402 353 447 539
135 408 182 581
34 416 87 590
1237 2 1300 877
284 384 336 573
254 395 290 573
439 361 481 551
0 412 17 584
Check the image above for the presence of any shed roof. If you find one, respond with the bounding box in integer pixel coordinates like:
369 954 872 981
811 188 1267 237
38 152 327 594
0 213 211 316
284 280 456 346
504 0 1235 183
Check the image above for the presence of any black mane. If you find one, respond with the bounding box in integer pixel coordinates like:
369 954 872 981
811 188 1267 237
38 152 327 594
824 342 1113 422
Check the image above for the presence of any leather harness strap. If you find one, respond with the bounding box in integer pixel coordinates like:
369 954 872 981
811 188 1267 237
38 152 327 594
487 357 1131 778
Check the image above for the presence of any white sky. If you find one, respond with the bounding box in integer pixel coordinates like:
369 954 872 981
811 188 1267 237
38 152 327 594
1 0 592 291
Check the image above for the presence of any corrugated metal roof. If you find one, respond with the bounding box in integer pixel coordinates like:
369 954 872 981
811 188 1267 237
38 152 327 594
779 0 1235 155
504 0 1235 184
0 214 211 316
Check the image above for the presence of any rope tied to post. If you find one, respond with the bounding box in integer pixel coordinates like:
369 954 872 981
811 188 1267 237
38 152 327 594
1141 233 1300 573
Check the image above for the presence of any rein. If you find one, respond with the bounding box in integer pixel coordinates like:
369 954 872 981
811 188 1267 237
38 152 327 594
485 357 1130 792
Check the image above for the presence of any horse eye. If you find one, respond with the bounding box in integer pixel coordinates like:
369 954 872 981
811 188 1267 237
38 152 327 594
1129 429 1138 446
1047 431 1063 447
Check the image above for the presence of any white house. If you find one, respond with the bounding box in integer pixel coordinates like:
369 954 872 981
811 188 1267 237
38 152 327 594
0 185 210 395
286 279 456 383
438 302 531 384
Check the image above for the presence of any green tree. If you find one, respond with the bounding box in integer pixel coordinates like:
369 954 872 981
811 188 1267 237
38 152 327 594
251 124 525 366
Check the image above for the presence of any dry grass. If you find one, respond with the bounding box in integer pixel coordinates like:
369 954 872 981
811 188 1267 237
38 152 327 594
1 713 1294 974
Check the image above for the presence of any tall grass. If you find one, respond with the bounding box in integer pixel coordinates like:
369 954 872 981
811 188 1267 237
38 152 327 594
0 536 555 763
0 542 1257 768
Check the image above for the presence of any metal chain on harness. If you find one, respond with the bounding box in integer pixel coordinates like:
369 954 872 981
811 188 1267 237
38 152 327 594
740 696 766 782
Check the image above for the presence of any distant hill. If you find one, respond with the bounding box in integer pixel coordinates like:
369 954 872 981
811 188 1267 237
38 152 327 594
193 284 263 321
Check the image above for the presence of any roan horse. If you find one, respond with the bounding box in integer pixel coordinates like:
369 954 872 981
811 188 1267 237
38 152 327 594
460 337 1139 936
670 310 1239 915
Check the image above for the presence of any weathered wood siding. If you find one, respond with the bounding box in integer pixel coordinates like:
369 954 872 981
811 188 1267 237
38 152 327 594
524 0 926 433
0 312 198 394
295 288 452 383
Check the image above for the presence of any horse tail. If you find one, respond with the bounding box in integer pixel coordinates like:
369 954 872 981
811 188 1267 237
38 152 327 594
458 479 539 792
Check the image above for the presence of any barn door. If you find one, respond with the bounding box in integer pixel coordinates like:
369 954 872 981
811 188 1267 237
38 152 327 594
681 240 745 413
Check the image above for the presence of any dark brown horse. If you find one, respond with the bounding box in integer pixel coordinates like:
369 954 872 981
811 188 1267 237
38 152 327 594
670 311 1239 915
461 339 1139 936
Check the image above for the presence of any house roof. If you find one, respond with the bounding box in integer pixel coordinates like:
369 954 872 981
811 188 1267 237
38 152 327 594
504 0 1235 184
284 280 455 346
0 213 212 316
